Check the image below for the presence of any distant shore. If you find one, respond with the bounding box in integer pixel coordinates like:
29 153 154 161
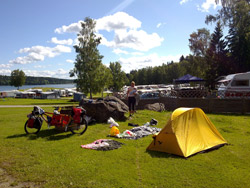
0 83 76 92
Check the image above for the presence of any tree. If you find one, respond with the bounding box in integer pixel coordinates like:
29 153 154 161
96 64 113 97
0 75 10 85
179 55 185 62
178 55 207 79
206 0 250 72
189 28 211 56
10 69 26 89
165 63 182 83
70 17 104 98
226 1 250 72
109 62 128 91
205 21 230 89
128 70 138 84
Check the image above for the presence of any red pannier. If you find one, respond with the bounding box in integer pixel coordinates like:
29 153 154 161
51 114 63 126
28 118 35 128
62 116 70 126
51 114 71 127
27 117 43 129
72 108 82 124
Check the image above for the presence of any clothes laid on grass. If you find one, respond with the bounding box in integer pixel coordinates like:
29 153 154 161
81 139 124 151
128 123 139 127
107 117 119 128
115 125 161 140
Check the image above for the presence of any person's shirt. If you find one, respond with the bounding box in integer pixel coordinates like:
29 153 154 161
127 86 137 97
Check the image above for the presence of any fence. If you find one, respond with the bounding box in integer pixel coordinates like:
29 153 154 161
167 89 250 99
117 88 250 100
122 97 250 114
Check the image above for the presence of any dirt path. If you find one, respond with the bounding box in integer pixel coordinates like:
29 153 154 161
0 167 39 188
0 105 73 108
0 105 36 108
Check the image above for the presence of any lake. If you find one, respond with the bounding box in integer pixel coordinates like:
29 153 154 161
0 83 76 91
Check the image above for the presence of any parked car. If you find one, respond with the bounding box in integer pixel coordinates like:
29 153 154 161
140 92 160 99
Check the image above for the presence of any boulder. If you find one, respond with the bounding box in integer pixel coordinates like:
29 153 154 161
80 96 128 122
144 103 165 112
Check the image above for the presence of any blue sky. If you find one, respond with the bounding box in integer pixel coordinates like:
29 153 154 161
0 0 222 79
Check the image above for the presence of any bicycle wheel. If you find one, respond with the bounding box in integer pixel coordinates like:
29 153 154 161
24 119 41 134
69 118 88 135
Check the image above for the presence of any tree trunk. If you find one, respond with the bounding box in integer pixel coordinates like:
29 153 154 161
90 88 92 99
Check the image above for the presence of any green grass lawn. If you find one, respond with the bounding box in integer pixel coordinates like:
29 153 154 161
0 106 250 188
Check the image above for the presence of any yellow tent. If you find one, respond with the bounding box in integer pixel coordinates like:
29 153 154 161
147 107 227 157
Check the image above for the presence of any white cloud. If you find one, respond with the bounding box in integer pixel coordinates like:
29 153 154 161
118 53 182 73
23 68 70 78
180 0 189 5
54 21 83 34
57 68 68 75
131 52 144 56
0 64 13 68
53 45 72 53
56 12 163 52
66 59 74 63
113 48 129 55
51 37 73 45
113 30 163 51
9 45 71 64
112 49 144 56
113 48 143 56
99 29 163 52
97 12 163 51
197 0 221 12
9 53 45 64
0 69 11 75
96 12 141 31
55 12 142 33
96 33 114 47
34 65 46 68
180 0 221 12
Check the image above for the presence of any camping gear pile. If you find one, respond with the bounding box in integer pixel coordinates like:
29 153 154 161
81 107 227 157
114 124 161 140
107 117 161 140
80 96 128 122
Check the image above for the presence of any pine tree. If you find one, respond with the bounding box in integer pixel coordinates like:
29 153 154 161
205 21 229 89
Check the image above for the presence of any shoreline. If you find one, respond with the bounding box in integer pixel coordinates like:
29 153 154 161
0 83 76 92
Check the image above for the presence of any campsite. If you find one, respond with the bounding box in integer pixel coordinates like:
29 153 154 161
1 0 250 187
0 98 250 188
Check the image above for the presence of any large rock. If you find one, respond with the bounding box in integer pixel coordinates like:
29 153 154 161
80 96 129 122
144 103 165 112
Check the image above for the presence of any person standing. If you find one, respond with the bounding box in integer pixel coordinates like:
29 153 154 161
127 81 137 117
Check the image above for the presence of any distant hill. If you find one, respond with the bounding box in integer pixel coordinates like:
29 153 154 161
0 75 74 85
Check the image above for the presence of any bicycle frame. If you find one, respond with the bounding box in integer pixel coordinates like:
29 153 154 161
24 106 88 135
41 112 72 130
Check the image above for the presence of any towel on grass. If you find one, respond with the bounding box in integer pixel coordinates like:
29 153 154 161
115 125 161 140
81 139 124 151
